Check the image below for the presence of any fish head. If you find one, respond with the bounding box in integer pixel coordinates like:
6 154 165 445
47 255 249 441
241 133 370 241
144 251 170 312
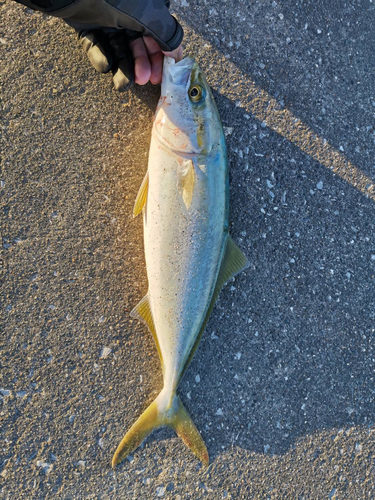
153 57 224 156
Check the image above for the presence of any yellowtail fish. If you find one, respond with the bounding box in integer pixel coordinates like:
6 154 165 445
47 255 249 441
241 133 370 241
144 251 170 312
112 56 248 467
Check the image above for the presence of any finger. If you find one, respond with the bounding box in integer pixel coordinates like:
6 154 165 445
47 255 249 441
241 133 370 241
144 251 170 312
79 30 113 73
107 30 134 90
143 37 164 85
113 63 133 91
163 44 183 62
129 37 151 86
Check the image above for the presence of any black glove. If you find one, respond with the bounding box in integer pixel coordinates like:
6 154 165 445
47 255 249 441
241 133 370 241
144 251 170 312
72 27 139 91
14 0 184 90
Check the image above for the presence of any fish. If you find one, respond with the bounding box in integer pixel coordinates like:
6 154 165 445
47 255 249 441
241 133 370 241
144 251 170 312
112 56 248 467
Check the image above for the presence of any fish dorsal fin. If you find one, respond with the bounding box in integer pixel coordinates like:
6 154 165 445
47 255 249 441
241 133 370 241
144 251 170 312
131 294 163 368
133 172 149 217
181 235 249 378
178 159 195 210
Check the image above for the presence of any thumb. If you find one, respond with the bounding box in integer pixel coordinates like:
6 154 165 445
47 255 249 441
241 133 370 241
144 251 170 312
162 45 183 62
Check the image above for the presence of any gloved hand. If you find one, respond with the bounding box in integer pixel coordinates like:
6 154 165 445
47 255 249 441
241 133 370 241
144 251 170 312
14 0 184 90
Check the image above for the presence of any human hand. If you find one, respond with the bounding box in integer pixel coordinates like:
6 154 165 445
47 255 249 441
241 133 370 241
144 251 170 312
132 37 183 86
78 28 183 90
14 0 184 90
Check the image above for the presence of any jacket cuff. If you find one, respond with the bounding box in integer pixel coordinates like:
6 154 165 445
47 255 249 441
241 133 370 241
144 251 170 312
161 16 183 51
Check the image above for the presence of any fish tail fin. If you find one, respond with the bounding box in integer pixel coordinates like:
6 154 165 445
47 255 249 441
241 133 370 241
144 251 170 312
111 396 160 468
112 390 209 467
170 394 209 466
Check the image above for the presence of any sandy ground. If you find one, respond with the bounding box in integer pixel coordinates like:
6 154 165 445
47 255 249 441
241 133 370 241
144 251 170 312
1 0 375 498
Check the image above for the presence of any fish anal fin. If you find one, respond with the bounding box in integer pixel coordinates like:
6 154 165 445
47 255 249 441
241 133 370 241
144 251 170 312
133 171 149 217
182 235 248 376
131 294 163 366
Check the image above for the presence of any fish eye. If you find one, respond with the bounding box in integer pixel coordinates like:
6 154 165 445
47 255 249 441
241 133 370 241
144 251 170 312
188 84 205 103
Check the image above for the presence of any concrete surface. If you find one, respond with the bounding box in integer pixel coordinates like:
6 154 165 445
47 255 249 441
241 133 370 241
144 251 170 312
1 0 375 498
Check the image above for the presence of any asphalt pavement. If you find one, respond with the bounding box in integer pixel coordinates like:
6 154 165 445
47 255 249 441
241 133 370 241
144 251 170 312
1 0 375 498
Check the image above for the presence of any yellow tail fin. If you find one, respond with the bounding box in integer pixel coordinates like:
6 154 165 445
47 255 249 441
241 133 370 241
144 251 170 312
112 391 208 467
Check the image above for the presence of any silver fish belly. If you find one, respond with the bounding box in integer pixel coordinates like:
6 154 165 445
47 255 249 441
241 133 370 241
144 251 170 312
145 139 227 395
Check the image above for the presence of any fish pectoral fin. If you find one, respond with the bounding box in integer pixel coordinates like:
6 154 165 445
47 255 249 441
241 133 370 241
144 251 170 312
131 294 163 366
182 235 248 376
178 159 195 210
112 391 209 468
133 171 149 217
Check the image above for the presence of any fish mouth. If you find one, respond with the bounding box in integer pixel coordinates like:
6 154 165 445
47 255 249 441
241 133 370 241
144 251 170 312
163 56 196 88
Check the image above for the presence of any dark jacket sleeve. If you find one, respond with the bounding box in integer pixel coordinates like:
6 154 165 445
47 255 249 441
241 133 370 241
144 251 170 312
12 0 183 51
